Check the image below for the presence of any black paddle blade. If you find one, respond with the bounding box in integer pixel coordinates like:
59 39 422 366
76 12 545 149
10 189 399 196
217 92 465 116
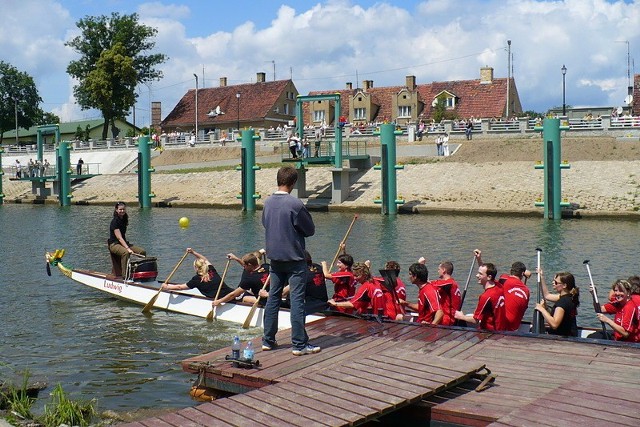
378 269 398 293
46 262 51 276
583 259 590 264
535 247 542 252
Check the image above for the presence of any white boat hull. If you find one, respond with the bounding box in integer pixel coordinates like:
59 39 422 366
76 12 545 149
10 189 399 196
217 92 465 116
65 267 323 329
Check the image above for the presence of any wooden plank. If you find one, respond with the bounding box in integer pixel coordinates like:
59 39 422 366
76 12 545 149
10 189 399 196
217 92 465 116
248 388 339 426
223 395 300 426
331 364 434 398
287 376 387 415
139 418 176 427
197 401 265 427
313 370 414 404
226 394 313 427
178 406 237 427
157 412 203 427
276 381 363 424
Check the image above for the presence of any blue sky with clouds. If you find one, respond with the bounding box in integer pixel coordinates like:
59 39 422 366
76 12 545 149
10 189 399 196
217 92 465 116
2 0 639 125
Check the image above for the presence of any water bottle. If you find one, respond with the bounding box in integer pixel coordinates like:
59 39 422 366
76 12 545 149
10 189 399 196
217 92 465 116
231 336 241 360
243 341 254 361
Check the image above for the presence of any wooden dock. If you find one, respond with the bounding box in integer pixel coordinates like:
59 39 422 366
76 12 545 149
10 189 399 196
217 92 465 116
121 316 640 426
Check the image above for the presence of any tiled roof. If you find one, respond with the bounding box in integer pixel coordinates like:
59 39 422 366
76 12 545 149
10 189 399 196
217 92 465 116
306 77 516 122
161 79 293 128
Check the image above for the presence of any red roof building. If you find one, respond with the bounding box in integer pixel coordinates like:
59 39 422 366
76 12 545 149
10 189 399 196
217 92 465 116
303 67 522 126
161 72 298 134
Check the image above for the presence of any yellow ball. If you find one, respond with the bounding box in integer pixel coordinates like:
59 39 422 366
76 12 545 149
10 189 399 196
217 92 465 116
178 217 190 228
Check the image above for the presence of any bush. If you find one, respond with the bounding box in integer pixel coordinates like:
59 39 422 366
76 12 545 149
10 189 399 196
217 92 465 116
41 384 96 427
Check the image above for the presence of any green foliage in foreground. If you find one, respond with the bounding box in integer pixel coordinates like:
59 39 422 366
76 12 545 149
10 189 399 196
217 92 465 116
1 372 96 427
41 384 96 427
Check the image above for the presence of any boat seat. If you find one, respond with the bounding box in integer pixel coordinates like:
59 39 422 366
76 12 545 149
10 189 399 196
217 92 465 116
108 240 123 278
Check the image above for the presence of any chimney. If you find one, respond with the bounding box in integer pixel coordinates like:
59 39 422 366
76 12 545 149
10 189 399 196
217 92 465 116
363 80 373 90
257 72 266 83
151 102 161 130
346 82 352 90
406 75 416 90
480 66 494 84
220 77 227 87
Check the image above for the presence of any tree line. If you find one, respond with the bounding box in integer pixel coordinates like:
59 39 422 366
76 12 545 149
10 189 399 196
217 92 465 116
0 12 166 144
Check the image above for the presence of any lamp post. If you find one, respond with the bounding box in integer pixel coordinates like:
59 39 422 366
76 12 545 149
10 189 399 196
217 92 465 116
561 64 567 117
193 73 198 141
236 92 240 132
14 97 18 146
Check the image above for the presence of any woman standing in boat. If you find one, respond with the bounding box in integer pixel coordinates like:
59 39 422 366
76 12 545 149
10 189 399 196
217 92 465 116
590 279 639 342
108 202 146 278
534 270 579 337
162 248 233 298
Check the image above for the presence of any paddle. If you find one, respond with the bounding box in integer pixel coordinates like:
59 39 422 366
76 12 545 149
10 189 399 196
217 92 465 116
454 256 476 327
583 260 608 338
329 214 358 271
206 257 232 321
142 250 189 314
532 248 545 334
242 275 271 329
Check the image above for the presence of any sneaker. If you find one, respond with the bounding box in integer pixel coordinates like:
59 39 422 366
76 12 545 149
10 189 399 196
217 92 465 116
262 342 277 351
292 344 321 356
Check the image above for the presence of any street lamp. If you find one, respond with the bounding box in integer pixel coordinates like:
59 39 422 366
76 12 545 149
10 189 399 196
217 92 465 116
561 65 567 117
236 92 240 133
14 97 18 146
193 73 198 141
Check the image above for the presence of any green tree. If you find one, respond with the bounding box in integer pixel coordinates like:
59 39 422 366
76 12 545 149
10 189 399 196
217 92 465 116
66 13 166 140
36 110 61 125
0 61 42 144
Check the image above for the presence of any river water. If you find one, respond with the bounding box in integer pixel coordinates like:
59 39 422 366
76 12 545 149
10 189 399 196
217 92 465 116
1 204 638 415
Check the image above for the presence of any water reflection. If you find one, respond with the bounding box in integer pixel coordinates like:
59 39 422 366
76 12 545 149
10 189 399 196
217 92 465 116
1 204 639 413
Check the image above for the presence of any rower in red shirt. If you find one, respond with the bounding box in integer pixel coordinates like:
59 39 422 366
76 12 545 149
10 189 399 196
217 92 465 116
455 261 507 331
322 253 355 313
328 263 383 315
592 278 639 342
474 250 531 331
403 262 443 324
430 261 461 326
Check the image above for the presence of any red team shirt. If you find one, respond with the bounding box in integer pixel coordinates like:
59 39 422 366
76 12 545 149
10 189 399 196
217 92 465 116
351 280 384 315
473 285 507 331
372 277 405 319
499 274 531 331
431 279 461 326
604 297 639 342
330 270 356 301
417 283 441 323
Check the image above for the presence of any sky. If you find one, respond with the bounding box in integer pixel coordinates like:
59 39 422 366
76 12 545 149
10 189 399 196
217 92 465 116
1 0 639 126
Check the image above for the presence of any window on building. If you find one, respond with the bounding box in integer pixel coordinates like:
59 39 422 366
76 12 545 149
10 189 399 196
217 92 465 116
354 108 366 120
284 103 290 115
446 97 456 108
398 105 411 118
313 110 325 122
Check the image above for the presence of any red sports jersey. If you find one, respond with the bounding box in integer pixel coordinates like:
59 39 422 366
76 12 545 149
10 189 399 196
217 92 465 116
431 279 461 326
417 283 441 324
330 270 355 301
351 280 384 315
372 277 405 319
395 278 407 301
611 298 639 342
473 285 507 331
499 274 530 331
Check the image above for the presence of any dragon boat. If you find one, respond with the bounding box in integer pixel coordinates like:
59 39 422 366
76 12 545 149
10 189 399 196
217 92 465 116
44 249 323 329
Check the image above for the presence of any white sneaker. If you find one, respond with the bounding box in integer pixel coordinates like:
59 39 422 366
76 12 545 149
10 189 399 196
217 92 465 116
292 344 321 356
